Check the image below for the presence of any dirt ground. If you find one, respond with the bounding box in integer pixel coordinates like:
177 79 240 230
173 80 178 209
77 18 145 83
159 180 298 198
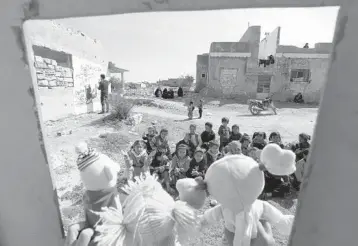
44 97 318 246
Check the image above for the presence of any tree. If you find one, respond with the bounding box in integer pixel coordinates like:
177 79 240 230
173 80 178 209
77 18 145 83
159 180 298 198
109 76 123 92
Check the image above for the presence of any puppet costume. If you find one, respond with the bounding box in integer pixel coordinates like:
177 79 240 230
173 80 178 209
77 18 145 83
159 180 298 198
92 175 201 246
176 143 296 246
74 142 122 245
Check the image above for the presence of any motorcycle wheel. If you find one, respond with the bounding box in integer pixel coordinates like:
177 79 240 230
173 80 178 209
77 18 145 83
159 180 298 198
249 104 260 115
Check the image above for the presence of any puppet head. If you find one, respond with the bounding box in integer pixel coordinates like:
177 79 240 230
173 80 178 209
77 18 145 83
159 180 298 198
93 175 200 246
75 142 120 191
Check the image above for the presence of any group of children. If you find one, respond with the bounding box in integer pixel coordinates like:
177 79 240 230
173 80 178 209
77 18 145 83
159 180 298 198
122 117 311 199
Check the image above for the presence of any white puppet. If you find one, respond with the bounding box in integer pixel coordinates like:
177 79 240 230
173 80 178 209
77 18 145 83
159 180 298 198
176 143 296 246
91 174 200 246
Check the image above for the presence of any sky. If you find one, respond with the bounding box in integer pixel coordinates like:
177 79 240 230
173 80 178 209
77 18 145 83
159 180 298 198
57 7 339 83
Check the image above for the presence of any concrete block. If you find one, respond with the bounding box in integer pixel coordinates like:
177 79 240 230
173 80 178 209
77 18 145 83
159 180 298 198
48 80 57 87
38 80 49 86
64 77 73 83
34 56 43 63
43 58 53 64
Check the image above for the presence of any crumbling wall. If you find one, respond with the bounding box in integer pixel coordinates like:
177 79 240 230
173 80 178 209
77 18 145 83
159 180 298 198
27 20 108 120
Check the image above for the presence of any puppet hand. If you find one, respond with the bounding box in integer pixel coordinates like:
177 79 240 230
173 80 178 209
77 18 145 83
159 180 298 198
191 171 199 176
65 222 94 246
251 221 275 246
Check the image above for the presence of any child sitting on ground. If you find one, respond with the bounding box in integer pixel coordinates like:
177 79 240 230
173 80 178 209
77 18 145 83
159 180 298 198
252 131 267 150
219 126 231 152
169 144 191 185
205 139 224 167
150 151 171 192
176 133 196 157
150 128 172 159
142 126 157 154
291 148 309 191
229 124 242 142
224 141 242 155
240 134 251 156
123 140 150 180
292 133 311 161
201 122 216 150
269 131 285 149
188 124 202 150
186 148 207 179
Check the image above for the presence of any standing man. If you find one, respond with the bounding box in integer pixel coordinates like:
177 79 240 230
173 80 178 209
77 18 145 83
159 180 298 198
98 74 110 114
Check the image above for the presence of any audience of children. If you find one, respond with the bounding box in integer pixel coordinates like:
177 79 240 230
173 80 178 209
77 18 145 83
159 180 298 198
125 119 311 199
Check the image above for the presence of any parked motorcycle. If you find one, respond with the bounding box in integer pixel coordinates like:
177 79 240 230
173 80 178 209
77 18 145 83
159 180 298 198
248 97 277 115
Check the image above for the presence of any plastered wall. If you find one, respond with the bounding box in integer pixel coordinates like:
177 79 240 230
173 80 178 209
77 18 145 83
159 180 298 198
0 1 355 246
271 57 330 103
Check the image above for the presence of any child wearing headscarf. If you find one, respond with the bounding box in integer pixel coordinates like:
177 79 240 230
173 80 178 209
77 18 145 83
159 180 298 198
150 128 172 158
170 144 191 185
292 148 310 191
123 140 150 180
292 133 311 161
252 132 267 150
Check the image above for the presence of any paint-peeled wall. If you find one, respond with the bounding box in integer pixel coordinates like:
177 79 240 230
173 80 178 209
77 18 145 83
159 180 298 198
72 56 106 114
27 20 108 120
258 27 280 59
271 57 330 103
207 57 255 100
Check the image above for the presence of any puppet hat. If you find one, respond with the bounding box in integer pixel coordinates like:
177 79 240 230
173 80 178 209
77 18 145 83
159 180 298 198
76 142 120 191
260 143 296 176
94 175 200 246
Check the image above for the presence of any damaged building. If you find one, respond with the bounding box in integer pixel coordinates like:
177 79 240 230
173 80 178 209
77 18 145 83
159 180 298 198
196 25 332 104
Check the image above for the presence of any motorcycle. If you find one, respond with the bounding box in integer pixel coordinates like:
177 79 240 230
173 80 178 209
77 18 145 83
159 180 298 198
248 96 277 115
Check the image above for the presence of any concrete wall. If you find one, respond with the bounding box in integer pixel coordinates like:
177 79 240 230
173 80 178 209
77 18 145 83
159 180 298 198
258 27 280 59
195 54 209 92
27 20 108 120
207 56 255 100
271 57 330 103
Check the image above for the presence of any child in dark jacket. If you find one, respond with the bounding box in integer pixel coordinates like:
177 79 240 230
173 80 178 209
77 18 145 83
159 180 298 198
240 134 252 156
150 152 171 192
252 131 267 150
200 122 216 150
186 148 207 178
292 133 311 161
218 117 230 139
219 127 231 152
229 124 242 142
142 126 157 154
205 139 224 167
